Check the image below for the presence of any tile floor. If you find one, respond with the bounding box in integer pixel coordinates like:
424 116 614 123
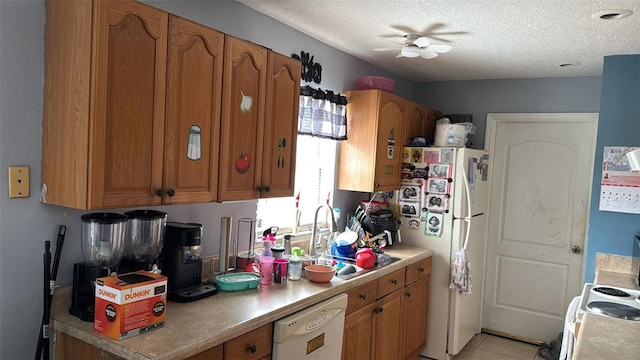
450 333 545 360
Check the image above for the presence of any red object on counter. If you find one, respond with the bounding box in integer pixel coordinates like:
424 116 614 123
244 263 260 274
355 248 376 269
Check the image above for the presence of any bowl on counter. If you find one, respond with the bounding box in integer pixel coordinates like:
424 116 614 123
304 264 335 283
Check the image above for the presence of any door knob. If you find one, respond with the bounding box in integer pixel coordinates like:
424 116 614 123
571 245 582 254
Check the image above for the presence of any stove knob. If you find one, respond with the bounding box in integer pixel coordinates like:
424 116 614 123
571 245 582 254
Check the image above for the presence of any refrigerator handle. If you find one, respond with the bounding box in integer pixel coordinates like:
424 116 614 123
460 166 472 250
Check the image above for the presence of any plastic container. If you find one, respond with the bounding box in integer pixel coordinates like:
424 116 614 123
288 255 302 281
433 118 476 147
273 258 288 284
356 76 395 93
214 273 261 291
262 238 274 257
259 256 274 285
272 246 284 259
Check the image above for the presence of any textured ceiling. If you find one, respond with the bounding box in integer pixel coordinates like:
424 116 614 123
236 0 640 82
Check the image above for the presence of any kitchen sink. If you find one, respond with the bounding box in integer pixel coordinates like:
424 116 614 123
317 253 401 280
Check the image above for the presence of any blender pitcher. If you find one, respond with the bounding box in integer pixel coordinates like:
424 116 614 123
81 212 128 269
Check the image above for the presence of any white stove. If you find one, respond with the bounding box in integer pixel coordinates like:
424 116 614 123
577 283 640 321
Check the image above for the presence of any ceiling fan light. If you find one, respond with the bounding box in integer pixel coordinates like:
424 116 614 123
401 46 421 58
413 36 430 48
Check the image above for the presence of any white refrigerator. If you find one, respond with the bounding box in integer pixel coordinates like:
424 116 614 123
397 147 490 360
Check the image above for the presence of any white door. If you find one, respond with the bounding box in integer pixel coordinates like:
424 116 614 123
482 113 597 342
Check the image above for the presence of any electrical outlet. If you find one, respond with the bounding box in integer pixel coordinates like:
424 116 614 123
8 166 29 198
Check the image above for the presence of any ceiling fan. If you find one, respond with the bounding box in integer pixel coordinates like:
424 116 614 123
374 34 453 59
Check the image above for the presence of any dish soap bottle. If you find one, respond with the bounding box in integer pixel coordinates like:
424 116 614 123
288 254 302 281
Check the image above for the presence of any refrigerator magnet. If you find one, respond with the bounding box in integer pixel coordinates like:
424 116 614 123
429 163 450 178
427 178 449 194
425 212 443 237
407 218 421 230
426 194 448 212
401 185 420 201
400 202 420 218
424 150 440 163
440 149 454 164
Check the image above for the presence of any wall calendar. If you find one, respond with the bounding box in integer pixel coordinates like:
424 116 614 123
599 146 640 214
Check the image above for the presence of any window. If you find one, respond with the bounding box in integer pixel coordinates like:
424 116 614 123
256 135 336 234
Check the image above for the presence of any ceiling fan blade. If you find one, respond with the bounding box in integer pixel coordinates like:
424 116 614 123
413 36 430 48
389 24 420 35
421 23 446 35
423 35 451 43
374 46 402 52
427 44 453 53
419 50 438 60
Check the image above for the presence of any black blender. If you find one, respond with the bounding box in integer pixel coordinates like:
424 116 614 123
69 213 127 322
119 209 167 273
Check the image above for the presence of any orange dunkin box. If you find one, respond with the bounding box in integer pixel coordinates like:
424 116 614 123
94 270 167 340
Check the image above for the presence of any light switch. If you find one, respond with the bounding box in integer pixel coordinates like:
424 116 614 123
8 166 29 198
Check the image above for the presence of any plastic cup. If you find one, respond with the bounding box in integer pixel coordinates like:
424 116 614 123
291 247 303 257
259 256 274 285
273 258 288 284
288 257 302 281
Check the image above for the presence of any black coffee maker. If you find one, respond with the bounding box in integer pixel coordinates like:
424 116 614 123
161 222 217 302
69 213 127 321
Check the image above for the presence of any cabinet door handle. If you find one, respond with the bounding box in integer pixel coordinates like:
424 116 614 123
248 345 257 354
360 294 366 300
375 182 380 188
391 279 397 285
155 188 164 197
419 267 425 273
406 291 411 298
167 188 175 197
264 186 271 193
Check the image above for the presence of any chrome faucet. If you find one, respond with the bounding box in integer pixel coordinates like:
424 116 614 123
309 204 338 257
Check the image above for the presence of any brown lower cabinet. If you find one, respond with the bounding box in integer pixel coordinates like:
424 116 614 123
54 323 271 360
342 257 432 360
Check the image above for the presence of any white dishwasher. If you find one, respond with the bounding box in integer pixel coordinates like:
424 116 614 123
272 293 348 360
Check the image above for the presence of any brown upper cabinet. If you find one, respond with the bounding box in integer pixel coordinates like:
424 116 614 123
218 39 300 201
337 90 440 192
404 101 442 147
42 0 299 209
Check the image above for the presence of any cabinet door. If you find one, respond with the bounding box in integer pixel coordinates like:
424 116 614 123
374 92 406 191
164 15 224 204
89 0 168 208
260 52 301 198
404 101 429 146
403 276 430 359
374 290 404 360
342 302 376 360
224 323 272 360
219 35 267 201
186 344 223 360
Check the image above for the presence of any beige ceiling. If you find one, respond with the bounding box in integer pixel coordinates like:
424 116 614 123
236 0 640 82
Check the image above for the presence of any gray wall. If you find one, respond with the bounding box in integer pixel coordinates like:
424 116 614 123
417 77 602 149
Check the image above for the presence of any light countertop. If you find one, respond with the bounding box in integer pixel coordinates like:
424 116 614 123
572 270 640 359
51 245 433 359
